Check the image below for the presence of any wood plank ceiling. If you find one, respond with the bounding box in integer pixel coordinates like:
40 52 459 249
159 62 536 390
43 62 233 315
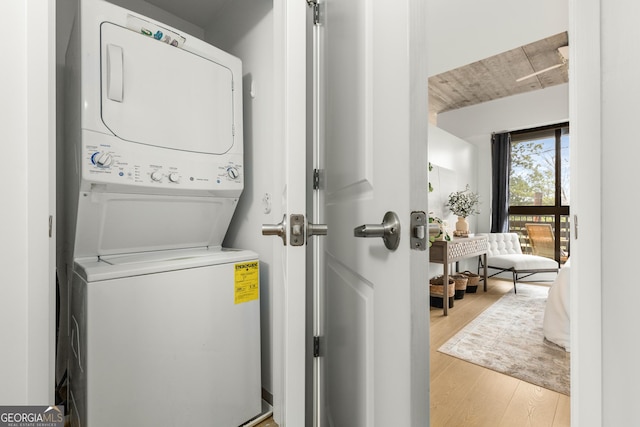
429 32 569 121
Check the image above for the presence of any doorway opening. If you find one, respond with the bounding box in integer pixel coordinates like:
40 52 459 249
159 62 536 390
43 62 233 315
427 29 571 426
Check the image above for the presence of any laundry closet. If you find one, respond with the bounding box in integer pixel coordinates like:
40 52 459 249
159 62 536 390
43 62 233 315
56 0 290 425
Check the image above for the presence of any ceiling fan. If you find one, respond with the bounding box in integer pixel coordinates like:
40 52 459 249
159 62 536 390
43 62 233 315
516 45 569 82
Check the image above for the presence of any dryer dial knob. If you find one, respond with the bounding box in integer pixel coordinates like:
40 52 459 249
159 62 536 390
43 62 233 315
227 167 239 179
151 170 163 182
168 172 179 183
92 152 113 168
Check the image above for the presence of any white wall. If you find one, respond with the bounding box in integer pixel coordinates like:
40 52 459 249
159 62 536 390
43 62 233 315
204 0 277 398
568 0 602 424
428 126 478 274
427 0 569 76
436 84 569 232
601 2 640 425
1 1 56 404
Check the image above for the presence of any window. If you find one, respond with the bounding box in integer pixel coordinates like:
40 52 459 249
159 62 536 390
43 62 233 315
508 123 569 263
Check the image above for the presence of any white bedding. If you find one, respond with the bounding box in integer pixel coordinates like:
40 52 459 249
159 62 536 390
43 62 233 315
543 258 570 351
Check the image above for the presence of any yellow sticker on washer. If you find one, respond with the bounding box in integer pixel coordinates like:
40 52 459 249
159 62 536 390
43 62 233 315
234 261 259 304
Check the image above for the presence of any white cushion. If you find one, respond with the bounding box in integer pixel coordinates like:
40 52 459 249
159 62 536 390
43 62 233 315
477 233 559 272
478 233 523 256
487 253 558 271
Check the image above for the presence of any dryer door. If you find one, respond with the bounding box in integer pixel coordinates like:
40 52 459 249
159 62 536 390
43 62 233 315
100 22 235 154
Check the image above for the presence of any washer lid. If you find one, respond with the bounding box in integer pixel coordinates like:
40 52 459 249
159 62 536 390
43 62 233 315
73 192 240 259
100 22 235 154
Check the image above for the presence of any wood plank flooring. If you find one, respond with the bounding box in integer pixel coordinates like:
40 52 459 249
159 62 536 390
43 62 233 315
430 278 570 427
254 278 570 427
254 417 278 427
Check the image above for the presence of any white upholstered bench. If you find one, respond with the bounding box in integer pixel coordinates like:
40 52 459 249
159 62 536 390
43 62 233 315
477 232 559 293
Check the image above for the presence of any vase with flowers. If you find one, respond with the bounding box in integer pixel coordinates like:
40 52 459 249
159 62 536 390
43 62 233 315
446 185 480 237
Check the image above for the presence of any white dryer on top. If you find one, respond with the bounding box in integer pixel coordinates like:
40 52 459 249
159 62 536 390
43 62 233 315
64 0 245 258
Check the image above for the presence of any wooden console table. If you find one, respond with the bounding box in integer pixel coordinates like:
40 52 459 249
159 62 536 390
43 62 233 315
429 236 488 315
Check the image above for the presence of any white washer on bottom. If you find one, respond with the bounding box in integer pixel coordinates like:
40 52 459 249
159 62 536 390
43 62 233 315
68 248 261 427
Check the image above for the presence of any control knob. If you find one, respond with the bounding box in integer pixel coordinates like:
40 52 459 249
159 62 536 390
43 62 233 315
168 172 179 183
150 170 163 182
92 152 113 168
227 167 239 179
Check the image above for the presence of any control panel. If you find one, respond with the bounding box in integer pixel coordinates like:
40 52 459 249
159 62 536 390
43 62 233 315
81 132 243 191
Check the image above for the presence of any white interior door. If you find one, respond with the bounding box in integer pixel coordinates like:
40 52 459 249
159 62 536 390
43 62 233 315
314 0 429 425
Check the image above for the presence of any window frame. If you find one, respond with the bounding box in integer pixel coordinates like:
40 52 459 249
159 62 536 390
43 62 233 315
508 122 570 262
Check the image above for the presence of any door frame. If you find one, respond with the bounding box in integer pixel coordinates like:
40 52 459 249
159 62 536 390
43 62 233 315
569 0 602 424
407 0 430 423
272 0 308 425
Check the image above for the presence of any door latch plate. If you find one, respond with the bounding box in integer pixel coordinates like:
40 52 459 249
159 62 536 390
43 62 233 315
410 211 427 251
290 214 305 246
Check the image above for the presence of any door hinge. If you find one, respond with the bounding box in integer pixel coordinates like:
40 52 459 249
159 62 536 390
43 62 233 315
307 0 320 25
313 168 321 190
49 215 53 238
313 336 320 357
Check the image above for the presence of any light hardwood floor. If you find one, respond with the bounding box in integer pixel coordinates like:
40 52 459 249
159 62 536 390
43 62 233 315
430 278 570 427
254 417 278 427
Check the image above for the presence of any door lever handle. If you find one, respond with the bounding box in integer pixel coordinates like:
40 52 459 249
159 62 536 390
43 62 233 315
354 224 386 238
262 214 287 246
354 211 401 251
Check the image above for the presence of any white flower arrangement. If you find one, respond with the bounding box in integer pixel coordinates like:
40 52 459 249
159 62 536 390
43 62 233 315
447 185 480 218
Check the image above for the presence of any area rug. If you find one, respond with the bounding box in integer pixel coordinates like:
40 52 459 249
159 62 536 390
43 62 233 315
438 284 570 395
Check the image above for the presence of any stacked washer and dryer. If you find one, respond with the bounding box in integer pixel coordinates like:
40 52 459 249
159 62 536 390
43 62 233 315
59 1 261 426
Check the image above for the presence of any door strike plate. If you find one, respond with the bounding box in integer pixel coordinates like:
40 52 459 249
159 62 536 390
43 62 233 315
410 211 427 251
290 214 305 246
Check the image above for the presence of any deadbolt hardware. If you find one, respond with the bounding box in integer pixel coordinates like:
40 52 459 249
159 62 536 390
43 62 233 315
410 211 427 251
354 211 401 251
262 214 287 245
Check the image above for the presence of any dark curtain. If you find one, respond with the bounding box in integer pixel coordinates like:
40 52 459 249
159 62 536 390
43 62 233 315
491 132 511 233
